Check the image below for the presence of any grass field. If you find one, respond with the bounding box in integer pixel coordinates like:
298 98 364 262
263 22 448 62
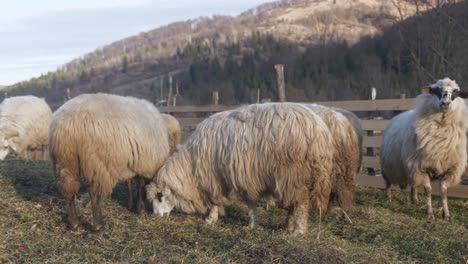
0 159 467 263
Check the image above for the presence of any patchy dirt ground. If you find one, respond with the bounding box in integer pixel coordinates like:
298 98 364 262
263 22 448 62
0 159 467 263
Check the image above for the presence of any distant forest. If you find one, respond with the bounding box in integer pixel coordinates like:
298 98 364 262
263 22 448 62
180 1 468 104
4 0 468 107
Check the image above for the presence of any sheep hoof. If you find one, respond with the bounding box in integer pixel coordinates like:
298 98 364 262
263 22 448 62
442 213 452 222
69 223 80 231
136 206 145 215
242 224 261 231
205 216 218 225
292 228 306 236
426 214 435 224
93 224 105 233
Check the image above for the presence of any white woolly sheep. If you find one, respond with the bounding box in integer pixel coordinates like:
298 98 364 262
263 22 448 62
146 103 334 235
126 113 181 212
332 107 364 166
380 78 467 222
0 95 52 160
306 104 362 212
161 114 182 154
49 93 170 230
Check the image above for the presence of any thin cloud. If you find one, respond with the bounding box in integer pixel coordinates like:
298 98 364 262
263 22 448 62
0 0 152 25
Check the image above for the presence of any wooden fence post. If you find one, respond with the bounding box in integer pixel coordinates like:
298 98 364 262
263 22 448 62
275 64 286 102
212 91 219 105
367 87 376 176
167 75 173 107
160 77 164 104
173 81 179 107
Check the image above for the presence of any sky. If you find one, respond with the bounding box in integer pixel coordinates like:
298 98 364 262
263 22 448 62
0 0 268 86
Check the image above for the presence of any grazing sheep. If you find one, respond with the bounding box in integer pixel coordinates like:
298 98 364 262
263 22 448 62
146 103 334 235
333 108 364 166
162 114 181 154
0 95 52 160
306 104 361 212
380 78 467 222
126 113 181 212
50 93 169 230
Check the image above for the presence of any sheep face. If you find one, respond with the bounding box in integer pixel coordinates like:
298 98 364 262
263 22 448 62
427 78 461 110
146 183 176 217
0 138 16 160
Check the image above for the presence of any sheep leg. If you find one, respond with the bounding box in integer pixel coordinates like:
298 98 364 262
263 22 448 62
265 195 276 210
22 150 30 160
42 147 48 160
422 179 435 223
65 196 80 230
126 179 134 211
411 186 419 204
136 176 145 214
247 200 258 228
90 189 104 231
440 181 451 221
286 205 297 233
293 198 310 236
286 186 311 235
57 166 80 230
385 181 392 201
205 206 219 224
218 206 226 217
31 149 38 160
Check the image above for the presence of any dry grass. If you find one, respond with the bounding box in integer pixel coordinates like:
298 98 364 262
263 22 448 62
0 159 467 263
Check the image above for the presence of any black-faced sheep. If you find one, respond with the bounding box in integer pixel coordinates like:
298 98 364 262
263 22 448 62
126 113 181 213
49 93 170 230
380 78 467 222
306 104 362 212
0 95 51 160
146 103 334 235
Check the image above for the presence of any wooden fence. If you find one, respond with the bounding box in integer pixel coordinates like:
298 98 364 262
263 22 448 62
160 98 468 199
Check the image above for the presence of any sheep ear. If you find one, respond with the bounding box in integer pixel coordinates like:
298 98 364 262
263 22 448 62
422 86 430 94
7 139 17 151
458 91 468 99
145 182 158 200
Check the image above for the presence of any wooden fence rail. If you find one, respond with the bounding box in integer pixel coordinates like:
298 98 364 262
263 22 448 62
161 99 468 199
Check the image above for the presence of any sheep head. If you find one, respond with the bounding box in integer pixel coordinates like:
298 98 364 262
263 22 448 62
423 78 465 111
0 127 19 160
145 182 176 217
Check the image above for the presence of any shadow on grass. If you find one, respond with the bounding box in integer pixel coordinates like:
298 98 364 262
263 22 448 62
0 159 58 201
110 179 153 213
0 158 149 213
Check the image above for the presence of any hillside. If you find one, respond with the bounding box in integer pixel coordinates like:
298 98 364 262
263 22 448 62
61 0 423 74
4 0 466 108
